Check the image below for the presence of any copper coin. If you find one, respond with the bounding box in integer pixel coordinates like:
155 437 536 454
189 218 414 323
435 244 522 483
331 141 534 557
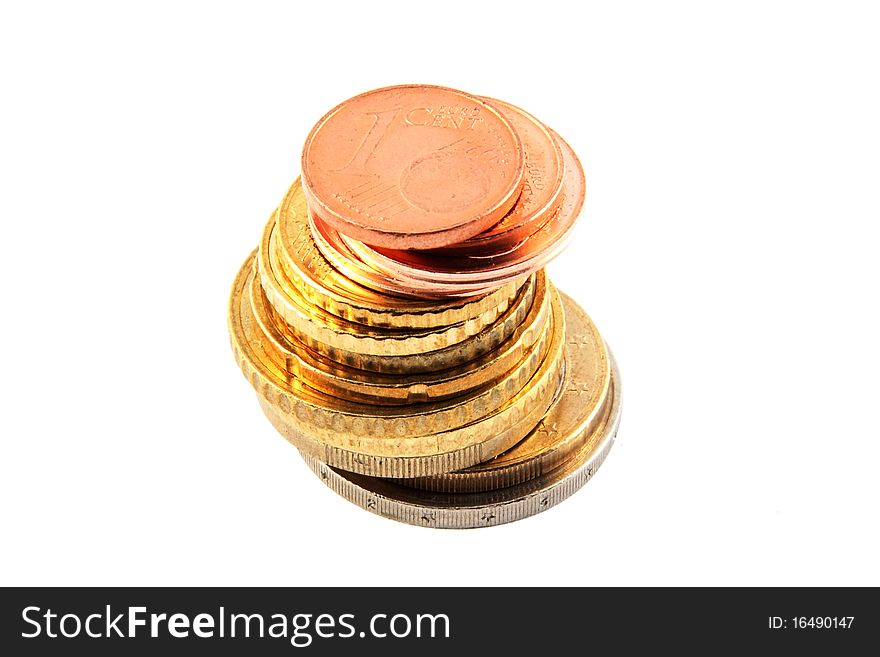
308 209 507 299
435 97 564 255
340 129 586 293
301 85 525 250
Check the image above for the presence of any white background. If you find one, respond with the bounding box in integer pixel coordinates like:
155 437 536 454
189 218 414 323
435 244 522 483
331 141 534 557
1 1 878 586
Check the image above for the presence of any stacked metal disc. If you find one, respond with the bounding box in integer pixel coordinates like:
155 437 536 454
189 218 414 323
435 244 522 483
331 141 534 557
228 85 621 528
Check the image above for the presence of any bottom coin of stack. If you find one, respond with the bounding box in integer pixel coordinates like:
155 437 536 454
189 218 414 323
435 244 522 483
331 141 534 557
228 180 620 528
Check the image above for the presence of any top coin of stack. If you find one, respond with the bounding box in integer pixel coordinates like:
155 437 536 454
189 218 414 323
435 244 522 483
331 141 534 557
229 84 620 528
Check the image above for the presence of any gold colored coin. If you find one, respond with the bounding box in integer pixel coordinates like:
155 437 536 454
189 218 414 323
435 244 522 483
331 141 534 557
229 253 566 477
275 179 521 328
250 266 553 406
261 229 540 373
234 253 561 442
263 220 513 357
404 290 612 492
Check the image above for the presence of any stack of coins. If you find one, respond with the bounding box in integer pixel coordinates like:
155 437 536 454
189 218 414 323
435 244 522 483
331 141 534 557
228 85 621 528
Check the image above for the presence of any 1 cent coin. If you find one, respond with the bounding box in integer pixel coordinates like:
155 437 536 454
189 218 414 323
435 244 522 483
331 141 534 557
301 85 525 250
437 97 564 254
